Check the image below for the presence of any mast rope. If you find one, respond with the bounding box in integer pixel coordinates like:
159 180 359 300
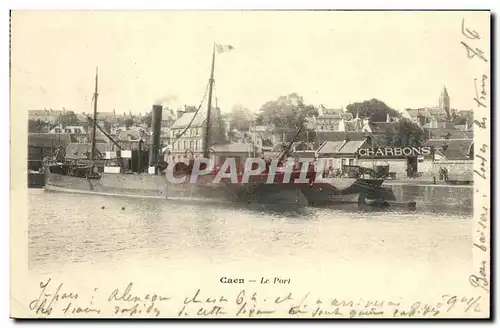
169 80 211 146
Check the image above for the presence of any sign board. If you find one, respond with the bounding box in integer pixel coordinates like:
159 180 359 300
357 146 433 158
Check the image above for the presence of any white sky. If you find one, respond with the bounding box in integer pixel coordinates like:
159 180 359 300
11 10 490 115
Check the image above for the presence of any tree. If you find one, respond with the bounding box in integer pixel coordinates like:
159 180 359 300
211 108 229 145
228 105 253 131
452 116 468 125
384 118 424 147
346 99 400 122
57 111 79 127
28 119 50 133
254 114 264 126
103 121 112 133
416 114 427 127
258 93 318 130
142 112 152 128
125 118 134 128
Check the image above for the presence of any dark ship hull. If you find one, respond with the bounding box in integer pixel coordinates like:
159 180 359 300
44 166 389 207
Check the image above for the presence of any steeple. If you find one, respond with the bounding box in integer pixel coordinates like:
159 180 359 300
438 85 451 120
441 85 449 97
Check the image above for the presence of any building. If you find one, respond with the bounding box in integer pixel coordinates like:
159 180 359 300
169 108 204 158
28 133 72 171
456 109 473 122
316 135 369 170
95 110 119 125
210 143 255 170
403 86 455 125
47 124 89 143
115 126 149 142
423 123 473 140
160 127 171 147
438 86 451 119
307 105 355 132
168 106 226 162
314 130 437 178
63 125 87 134
28 109 64 124
423 138 474 182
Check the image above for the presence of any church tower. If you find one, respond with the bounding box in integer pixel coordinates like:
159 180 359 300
438 86 451 120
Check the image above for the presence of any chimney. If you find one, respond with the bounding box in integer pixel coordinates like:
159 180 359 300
148 104 163 168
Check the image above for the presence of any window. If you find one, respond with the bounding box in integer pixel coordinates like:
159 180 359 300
183 141 187 150
189 140 193 150
195 140 199 151
349 159 354 165
341 159 346 168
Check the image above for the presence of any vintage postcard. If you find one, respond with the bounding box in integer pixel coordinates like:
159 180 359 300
10 10 491 319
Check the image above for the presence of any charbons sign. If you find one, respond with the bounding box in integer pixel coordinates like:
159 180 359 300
357 146 433 157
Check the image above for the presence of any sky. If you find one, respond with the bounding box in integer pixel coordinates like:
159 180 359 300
11 11 490 115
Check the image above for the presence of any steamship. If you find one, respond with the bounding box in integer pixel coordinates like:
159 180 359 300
43 45 390 207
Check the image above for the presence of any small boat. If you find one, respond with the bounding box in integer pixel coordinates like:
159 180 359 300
388 201 417 209
364 198 381 206
363 198 417 209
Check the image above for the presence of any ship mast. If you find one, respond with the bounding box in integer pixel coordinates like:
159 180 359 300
91 67 99 163
203 44 216 159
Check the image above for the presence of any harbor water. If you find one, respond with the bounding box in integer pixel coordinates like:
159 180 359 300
27 189 474 302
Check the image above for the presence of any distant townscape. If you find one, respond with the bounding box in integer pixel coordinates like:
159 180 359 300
28 86 474 182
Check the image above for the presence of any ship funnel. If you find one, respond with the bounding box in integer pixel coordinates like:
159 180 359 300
148 104 163 168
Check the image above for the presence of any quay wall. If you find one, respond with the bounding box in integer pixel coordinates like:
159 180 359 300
424 160 473 181
357 158 473 181
383 182 473 209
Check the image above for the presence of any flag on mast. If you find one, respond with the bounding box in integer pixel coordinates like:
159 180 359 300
216 44 234 54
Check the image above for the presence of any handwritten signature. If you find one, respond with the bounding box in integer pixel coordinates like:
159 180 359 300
29 278 100 316
28 280 485 318
462 17 490 297
461 18 488 62
108 282 170 317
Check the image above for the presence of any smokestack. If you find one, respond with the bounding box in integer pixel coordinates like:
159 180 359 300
149 104 163 168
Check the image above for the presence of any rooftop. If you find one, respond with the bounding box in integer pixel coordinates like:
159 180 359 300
424 138 474 160
28 133 72 148
171 111 205 129
317 139 367 155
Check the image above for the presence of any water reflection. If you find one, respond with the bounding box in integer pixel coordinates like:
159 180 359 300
29 190 472 272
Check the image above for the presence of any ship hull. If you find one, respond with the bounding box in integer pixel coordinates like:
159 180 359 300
44 168 391 207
